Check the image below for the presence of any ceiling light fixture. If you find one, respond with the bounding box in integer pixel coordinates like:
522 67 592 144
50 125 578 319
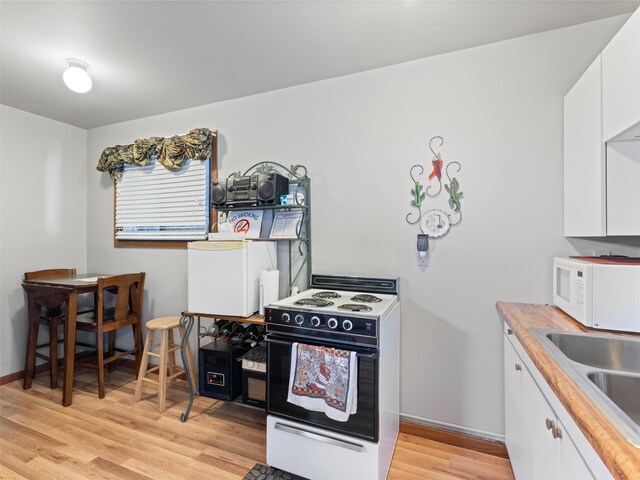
63 59 92 93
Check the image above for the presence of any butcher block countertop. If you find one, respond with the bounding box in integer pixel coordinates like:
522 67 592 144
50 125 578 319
496 302 640 480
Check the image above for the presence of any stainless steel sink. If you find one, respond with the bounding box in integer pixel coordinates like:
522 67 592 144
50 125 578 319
531 329 640 448
545 332 640 374
588 372 640 426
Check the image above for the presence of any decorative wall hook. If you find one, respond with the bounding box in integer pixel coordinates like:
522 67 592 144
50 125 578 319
426 136 444 198
429 136 444 156
444 161 463 225
405 134 465 264
406 164 425 225
445 161 461 183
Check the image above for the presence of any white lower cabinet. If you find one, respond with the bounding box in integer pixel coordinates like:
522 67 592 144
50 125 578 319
504 333 527 476
524 365 594 480
504 328 611 480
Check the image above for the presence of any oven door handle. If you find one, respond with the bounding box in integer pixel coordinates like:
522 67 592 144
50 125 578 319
265 336 378 359
356 352 379 359
274 422 365 453
264 336 294 346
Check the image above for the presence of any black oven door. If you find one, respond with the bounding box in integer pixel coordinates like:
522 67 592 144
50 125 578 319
266 333 378 442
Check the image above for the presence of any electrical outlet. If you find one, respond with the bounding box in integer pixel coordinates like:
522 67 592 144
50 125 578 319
417 252 429 267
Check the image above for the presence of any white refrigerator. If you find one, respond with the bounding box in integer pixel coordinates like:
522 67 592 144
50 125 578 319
188 240 277 316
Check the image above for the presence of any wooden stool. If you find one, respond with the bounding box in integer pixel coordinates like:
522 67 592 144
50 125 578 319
133 316 196 412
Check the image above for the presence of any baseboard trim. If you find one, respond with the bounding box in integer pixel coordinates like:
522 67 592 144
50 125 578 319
0 363 53 386
400 420 509 459
1 356 138 387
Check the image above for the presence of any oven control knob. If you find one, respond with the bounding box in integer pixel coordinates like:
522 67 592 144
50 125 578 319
342 319 354 331
310 316 321 327
295 314 305 325
327 317 338 329
282 313 291 323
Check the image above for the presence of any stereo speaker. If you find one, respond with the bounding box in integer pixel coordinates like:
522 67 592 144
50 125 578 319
211 178 227 207
257 172 289 206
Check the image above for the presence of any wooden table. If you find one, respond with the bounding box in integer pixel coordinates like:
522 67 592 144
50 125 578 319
23 274 111 406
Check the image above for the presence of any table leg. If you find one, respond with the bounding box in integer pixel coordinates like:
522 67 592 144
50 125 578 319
23 296 40 390
62 293 78 407
179 314 196 422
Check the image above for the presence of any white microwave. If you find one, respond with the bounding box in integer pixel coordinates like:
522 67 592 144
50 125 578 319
553 257 640 333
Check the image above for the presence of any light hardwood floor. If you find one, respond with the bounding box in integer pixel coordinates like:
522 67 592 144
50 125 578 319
0 368 514 479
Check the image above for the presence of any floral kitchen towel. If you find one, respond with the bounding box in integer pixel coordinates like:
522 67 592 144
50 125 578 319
287 343 357 422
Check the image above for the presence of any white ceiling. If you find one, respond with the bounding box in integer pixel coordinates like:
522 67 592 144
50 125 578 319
1 1 638 129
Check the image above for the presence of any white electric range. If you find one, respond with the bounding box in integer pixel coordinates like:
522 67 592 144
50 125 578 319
264 274 400 480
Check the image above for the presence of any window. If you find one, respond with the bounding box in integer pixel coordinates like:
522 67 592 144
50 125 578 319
114 156 211 245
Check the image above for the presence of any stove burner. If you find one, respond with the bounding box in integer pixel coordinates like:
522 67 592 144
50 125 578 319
312 291 341 299
338 304 373 312
293 298 334 308
351 294 382 303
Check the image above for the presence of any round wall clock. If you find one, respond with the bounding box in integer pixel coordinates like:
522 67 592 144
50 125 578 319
421 209 450 238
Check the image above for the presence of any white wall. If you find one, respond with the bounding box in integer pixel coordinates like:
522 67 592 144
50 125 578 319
0 105 87 377
84 16 640 438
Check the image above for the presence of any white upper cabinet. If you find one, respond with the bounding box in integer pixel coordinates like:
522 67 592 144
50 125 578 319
602 8 640 142
564 8 640 237
563 56 606 237
607 141 640 235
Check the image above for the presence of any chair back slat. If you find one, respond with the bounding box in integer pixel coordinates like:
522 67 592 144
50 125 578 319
97 273 145 325
24 268 76 281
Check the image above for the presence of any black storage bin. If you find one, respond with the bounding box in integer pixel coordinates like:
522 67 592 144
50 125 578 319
199 339 249 401
241 345 267 409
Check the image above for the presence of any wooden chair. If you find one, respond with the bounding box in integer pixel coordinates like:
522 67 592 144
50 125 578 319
75 273 145 399
23 268 88 388
21 281 74 389
133 316 196 412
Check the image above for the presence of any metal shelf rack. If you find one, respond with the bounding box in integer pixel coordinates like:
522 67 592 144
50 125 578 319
180 162 311 422
215 162 311 290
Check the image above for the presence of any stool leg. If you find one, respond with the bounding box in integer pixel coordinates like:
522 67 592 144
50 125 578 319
158 330 169 413
180 323 197 390
167 329 177 385
97 331 105 399
133 320 144 376
134 329 154 403
49 319 59 389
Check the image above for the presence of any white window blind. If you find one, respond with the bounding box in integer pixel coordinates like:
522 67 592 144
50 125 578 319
115 157 210 241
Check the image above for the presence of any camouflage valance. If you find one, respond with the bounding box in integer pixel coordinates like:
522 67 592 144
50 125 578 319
96 128 215 180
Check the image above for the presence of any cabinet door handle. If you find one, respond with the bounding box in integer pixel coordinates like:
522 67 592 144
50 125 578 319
545 418 555 430
552 426 562 439
514 363 522 371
